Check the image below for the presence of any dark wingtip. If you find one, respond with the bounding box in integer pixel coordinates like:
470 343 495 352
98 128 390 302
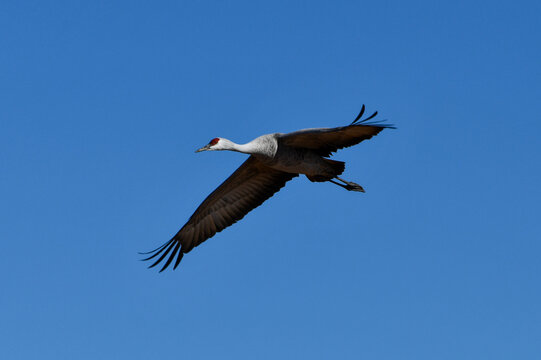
141 238 185 272
173 251 184 270
158 242 181 272
350 104 366 125
138 241 170 255
361 111 378 122
363 118 396 129
350 105 395 129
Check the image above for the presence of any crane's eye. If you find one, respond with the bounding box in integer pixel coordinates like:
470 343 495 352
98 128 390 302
209 138 220 145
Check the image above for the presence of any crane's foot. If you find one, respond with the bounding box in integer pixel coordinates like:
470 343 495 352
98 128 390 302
344 182 365 192
330 177 365 192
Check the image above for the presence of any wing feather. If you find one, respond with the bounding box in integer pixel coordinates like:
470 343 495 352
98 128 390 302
142 156 297 271
278 106 394 157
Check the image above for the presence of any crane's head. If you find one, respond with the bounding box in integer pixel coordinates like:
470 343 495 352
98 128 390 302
195 137 222 152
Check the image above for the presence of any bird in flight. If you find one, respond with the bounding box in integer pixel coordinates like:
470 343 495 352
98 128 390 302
142 105 394 271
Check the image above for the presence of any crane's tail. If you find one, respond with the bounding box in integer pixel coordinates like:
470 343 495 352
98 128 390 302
306 159 345 182
325 159 345 176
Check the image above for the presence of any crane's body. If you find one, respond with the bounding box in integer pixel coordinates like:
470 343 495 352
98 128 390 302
211 134 340 179
142 105 394 271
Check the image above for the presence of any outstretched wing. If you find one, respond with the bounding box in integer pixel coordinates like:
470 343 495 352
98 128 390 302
278 105 395 157
142 156 298 271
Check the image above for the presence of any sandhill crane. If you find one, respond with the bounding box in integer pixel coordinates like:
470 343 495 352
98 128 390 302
142 105 394 271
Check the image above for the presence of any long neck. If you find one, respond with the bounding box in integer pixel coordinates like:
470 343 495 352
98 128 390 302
221 139 259 154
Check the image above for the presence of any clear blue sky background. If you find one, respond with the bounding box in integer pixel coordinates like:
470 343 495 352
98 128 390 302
1 1 540 359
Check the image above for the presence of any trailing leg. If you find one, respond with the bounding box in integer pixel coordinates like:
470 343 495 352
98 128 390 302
330 177 365 192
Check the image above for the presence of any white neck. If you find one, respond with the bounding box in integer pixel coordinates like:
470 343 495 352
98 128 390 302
218 138 258 154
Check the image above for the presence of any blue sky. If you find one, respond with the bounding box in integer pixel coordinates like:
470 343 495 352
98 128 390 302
1 0 540 359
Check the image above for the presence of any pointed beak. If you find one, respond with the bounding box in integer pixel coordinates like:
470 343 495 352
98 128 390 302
195 144 211 153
